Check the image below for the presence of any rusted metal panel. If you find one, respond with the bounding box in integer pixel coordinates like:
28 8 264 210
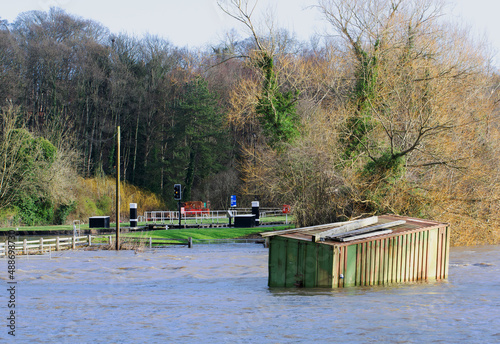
332 246 339 287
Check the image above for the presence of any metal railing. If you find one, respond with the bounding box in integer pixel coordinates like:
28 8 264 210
143 208 289 225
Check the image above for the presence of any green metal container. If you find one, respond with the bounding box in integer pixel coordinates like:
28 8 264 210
267 215 450 288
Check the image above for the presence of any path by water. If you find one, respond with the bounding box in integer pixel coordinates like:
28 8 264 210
1 244 499 343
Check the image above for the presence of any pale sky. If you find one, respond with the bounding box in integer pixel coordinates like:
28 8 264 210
1 0 500 67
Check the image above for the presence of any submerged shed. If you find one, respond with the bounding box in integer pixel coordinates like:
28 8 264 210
262 215 450 288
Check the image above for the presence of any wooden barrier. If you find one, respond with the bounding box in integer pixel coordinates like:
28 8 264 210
0 235 194 255
0 235 92 255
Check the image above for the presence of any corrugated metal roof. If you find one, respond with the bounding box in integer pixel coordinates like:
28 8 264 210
264 215 447 246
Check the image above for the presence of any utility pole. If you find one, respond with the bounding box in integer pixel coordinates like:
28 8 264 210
116 126 120 250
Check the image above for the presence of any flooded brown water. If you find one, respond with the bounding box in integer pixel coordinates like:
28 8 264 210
2 244 499 343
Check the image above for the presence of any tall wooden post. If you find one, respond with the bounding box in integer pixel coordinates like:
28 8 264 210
178 200 181 228
116 126 121 250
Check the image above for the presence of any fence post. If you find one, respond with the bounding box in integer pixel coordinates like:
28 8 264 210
4 240 7 256
88 235 92 247
72 236 76 250
149 237 152 249
23 239 27 255
39 237 44 253
56 237 60 251
188 237 193 248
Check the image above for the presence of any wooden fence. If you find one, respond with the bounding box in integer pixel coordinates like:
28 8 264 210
0 235 92 255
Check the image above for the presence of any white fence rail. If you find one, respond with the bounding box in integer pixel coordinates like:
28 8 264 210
0 235 92 255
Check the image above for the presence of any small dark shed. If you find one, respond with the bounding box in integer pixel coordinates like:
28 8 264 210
89 216 110 228
263 215 450 288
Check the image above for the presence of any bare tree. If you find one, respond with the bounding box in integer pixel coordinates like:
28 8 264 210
311 0 500 244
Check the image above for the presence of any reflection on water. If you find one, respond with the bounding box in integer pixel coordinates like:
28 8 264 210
2 244 499 343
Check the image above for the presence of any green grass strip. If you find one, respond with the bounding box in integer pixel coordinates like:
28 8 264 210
121 225 293 240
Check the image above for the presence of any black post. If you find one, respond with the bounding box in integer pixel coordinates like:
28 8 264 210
252 201 260 226
130 203 137 228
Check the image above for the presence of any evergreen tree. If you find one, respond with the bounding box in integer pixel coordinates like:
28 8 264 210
169 77 230 202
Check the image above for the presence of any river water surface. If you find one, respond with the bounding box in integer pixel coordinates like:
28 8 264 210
2 244 499 343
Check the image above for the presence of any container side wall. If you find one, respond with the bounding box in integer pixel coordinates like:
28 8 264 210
409 233 415 281
285 240 299 287
304 242 318 288
356 242 362 286
317 244 334 288
374 240 380 285
268 236 287 287
332 246 339 287
269 222 450 289
443 226 451 279
422 230 428 280
338 246 345 288
297 241 306 287
360 242 367 286
427 228 438 279
382 238 389 285
344 245 357 287
388 237 394 284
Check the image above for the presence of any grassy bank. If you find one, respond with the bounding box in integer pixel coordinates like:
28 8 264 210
121 225 293 241
0 223 294 242
0 216 293 233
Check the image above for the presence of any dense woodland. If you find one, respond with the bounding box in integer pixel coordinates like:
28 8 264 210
1 0 499 245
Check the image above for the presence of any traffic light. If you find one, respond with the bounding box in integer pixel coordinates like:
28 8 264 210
174 184 182 200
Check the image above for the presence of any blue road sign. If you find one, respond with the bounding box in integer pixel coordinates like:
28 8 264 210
230 195 237 207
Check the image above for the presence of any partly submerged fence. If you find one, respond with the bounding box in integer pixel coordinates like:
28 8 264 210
108 236 193 248
0 235 92 255
0 234 266 256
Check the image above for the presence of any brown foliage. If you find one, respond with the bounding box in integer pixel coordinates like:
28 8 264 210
73 176 164 223
231 0 500 245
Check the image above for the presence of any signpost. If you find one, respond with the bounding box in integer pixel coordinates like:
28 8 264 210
230 195 236 208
